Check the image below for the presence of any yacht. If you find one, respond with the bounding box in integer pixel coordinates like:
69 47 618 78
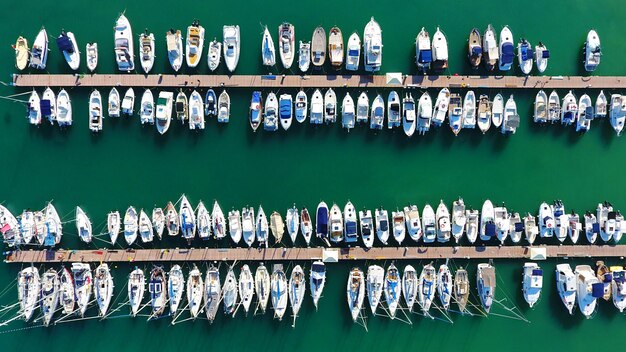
375 208 389 245
300 208 313 246
228 209 242 244
465 209 479 244
347 267 365 322
584 29 601 72
261 26 276 66
278 23 295 69
156 91 174 134
114 15 134 71
548 91 560 123
494 204 510 244
88 90 103 132
139 89 154 125
517 38 533 74
491 93 504 128
286 205 300 244
271 266 288 320
56 30 80 70
391 210 405 244
448 93 462 135
482 24 498 70
538 202 555 238
387 91 401 128
555 264 576 315
86 42 98 71
403 265 418 310
477 95 492 133
568 212 581 244
188 90 204 130
585 211 599 244
610 94 626 135
498 26 514 71
477 263 496 313
324 88 337 124
242 207 255 246
451 198 466 242
384 263 401 318
576 94 593 132
575 265 602 318
263 92 278 131
139 30 155 73
437 264 453 310
454 268 470 313
611 266 626 312
402 93 416 137
418 264 436 315
223 25 240 72
422 204 436 243
310 89 323 124
363 17 382 72
417 92 433 135
415 27 432 73
279 94 293 130
316 202 329 245
436 201 451 243
330 203 344 243
344 202 358 243
238 265 253 315
522 263 543 308
356 92 369 124
30 28 49 70
432 88 450 126
166 29 183 72
431 27 448 71
345 32 361 71
553 200 569 243
502 95 520 135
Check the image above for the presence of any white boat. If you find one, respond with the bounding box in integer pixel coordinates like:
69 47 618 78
0 205 19 247
222 268 238 316
212 201 226 239
286 206 300 244
465 209 479 244
139 30 155 73
451 198 466 242
298 41 310 72
185 20 204 68
294 90 308 123
370 94 384 130
402 265 418 310
575 265 602 318
610 94 626 135
509 212 524 243
107 211 120 244
242 207 255 246
477 94 491 133
363 17 382 72
261 26 276 66
422 204 436 243
264 92 278 131
480 200 495 242
138 209 153 243
207 39 221 71
18 266 40 321
404 205 422 242
415 27 432 73
108 88 120 118
491 93 504 128
610 266 626 312
88 90 103 132
41 87 57 123
498 26 514 71
324 88 337 124
56 31 80 70
356 92 369 124
517 38 533 75
553 200 569 243
315 202 329 245
270 211 285 244
19 211 35 245
345 32 360 71
114 14 134 72
277 23 295 69
188 90 204 130
187 266 204 318
483 24 498 70
168 265 184 315
375 208 389 245
123 206 138 245
94 263 114 316
121 88 135 116
58 267 74 315
56 89 72 126
217 90 230 123
309 89 323 124
391 210 405 244
253 264 270 314
271 266 288 320
75 206 92 243
454 268 470 313
86 42 98 72
535 42 549 73
329 204 343 243
436 200 451 243
30 28 48 70
584 29 601 72
477 263 496 313
431 27 448 71
139 89 154 125
534 90 548 123
43 203 62 247
522 262 543 308
585 211 599 244
418 264 436 314
437 264 453 310
494 204 510 244
166 29 183 71
561 90 578 125
387 91 401 128
359 210 374 248
179 195 196 242
402 93 416 137
595 90 607 118
238 265 254 315
128 268 145 317
257 206 269 247
502 95 520 135
165 202 180 237
72 262 92 317
555 264 576 315
383 264 401 318
448 93 462 135
203 266 220 323
347 267 365 322
539 202 555 238
468 28 482 69
432 88 450 126
26 90 41 125
300 208 313 246
462 90 476 129
289 265 306 319
417 92 433 135
279 94 293 130
342 93 355 130
14 36 29 71
568 212 581 244
548 90 560 123
149 266 167 317
328 27 344 69
228 209 241 244
223 25 240 72
597 202 613 243
155 91 173 134
310 261 326 309
577 93 593 132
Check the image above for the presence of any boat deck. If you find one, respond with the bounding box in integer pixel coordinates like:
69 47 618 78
5 245 625 263
12 74 626 89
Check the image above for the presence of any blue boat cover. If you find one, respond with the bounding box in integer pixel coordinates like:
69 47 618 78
471 46 482 56
419 50 432 63
348 49 359 57
346 221 357 235
43 223 55 247
486 222 496 237
542 50 550 59
279 100 291 118
532 269 543 276
591 282 604 298
316 208 328 234
615 273 626 283
380 220 388 232
515 222 524 232
602 273 613 283
374 107 383 116
520 45 533 61
501 43 514 64
554 209 563 217
251 91 261 104
40 100 52 116
56 34 74 53
592 223 600 233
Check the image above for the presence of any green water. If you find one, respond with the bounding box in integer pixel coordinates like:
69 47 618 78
2 0 626 350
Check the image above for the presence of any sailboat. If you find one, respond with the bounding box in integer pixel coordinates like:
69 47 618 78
168 265 184 315
482 24 498 70
271 266 288 320
454 268 470 313
165 201 180 237
187 265 204 318
94 263 114 316
256 206 269 247
107 211 120 244
30 28 48 70
345 33 360 71
278 23 295 69
415 27 432 73
242 207 255 246
239 265 254 315
75 206 92 243
384 263 401 318
223 25 240 72
56 30 80 70
418 264 436 314
437 264 453 310
402 265 418 310
204 266 221 322
498 26 514 71
185 20 204 68
86 42 98 72
207 39 222 71
289 265 306 320
152 207 165 240
72 262 92 317
43 203 62 247
298 41 311 72
228 209 242 244
477 263 496 313
347 267 365 322
114 14 134 71
270 211 285 244
522 263 543 308
139 209 153 243
286 205 300 244
466 209 479 244
128 268 145 317
300 208 313 246
212 201 226 239
179 195 196 242
222 268 238 316
139 30 155 73
310 261 326 309
149 266 167 317
166 29 183 71
584 29 601 72
255 264 270 313
363 17 383 72
18 266 40 321
261 26 276 66
59 267 75 315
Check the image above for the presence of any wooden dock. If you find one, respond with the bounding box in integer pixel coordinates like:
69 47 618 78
11 74 626 89
5 245 626 264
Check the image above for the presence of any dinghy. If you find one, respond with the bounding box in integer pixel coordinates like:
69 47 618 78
223 25 240 72
187 266 204 318
166 29 183 71
517 38 533 75
415 28 432 73
278 23 295 69
363 17 382 72
491 93 504 128
56 89 72 126
239 265 254 315
40 269 59 326
86 43 98 72
448 93 462 135
359 210 374 248
140 89 154 125
310 261 326 309
468 28 482 69
185 20 204 68
107 211 120 244
264 92 278 131
256 206 269 247
596 90 607 118
387 91 401 128
576 93 593 132
370 94 384 129
124 206 138 245
30 28 48 70
555 264 576 314
76 206 92 243
461 90 476 129
431 27 448 71
27 90 41 125
59 267 75 315
422 204 436 243
346 33 360 71
128 268 145 317
207 39 222 71
205 266 221 322
255 264 270 313
217 90 230 123
298 41 311 72
498 26 514 71
152 207 165 240
575 265 601 318
139 209 153 243
149 266 167 317
114 14 134 71
18 266 40 321
271 266 288 320
250 91 262 131
610 94 626 135
261 26 276 66
584 29 601 72
418 264 436 314
139 30 155 73
402 93 416 137
432 87 450 127
324 88 337 124
88 90 103 132
14 36 29 71
228 209 242 244
402 265 418 310
347 267 365 322
502 95 520 135
167 265 184 315
384 263 401 318
328 27 344 69
242 207 255 246
94 263 114 316
289 265 306 318
300 208 313 246
311 27 326 67
56 30 80 70
417 92 433 135
477 263 496 313
223 268 238 316
121 88 135 116
342 93 356 130
189 90 204 130
165 201 180 237
534 90 548 123
480 200 495 242
72 262 92 317
155 91 173 134
477 94 491 133
41 87 56 123
179 195 196 242
561 91 578 125
279 94 293 130
482 24 498 70
548 90 560 123
437 264 453 310
535 42 549 73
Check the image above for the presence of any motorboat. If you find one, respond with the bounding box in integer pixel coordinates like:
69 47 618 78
561 91 578 125
346 32 360 71
270 211 285 244
344 202 358 243
124 206 138 245
217 90 230 123
223 25 240 72
468 28 482 69
375 208 389 245
311 26 326 67
462 90 476 129
149 266 167 317
298 41 311 72
534 90 548 123
584 29 601 72
391 210 405 244
480 200 495 242
387 91 401 128
342 92 356 130
328 204 343 243
108 88 120 118
56 89 72 126
310 89 323 124
328 26 344 69
522 263 543 308
436 200 451 243
369 94 384 130
121 87 135 116
402 265 418 310
165 201 180 237
359 209 374 248
402 93 416 137
196 201 211 240
207 39 222 71
417 92 433 135
538 202 555 238
432 87 450 126
139 30 155 73
431 27 448 71
185 20 204 68
597 201 612 242
476 94 492 133
289 265 306 318
585 211 599 244
43 203 62 247
59 267 75 315
477 263 496 313
255 264 270 314
555 264 576 314
575 265 602 318
18 266 40 321
553 200 569 243
256 206 269 247
415 27 432 73
437 264 453 310
310 261 326 309
363 17 383 72
465 209 479 244
250 91 263 131
356 92 369 124
152 207 165 240
347 267 365 322
271 265 288 320
576 93 593 132
168 265 184 315
205 89 217 116
448 93 462 135
139 89 154 125
324 88 337 124
41 87 56 124
568 212 581 243
30 28 49 70
451 198 466 242
295 90 308 123
482 24 498 70
278 23 295 69
493 204 510 244
548 90 560 123
264 92 278 131
491 93 504 128
86 42 98 72
610 266 626 312
222 268 238 316
454 268 470 313
286 206 300 244
88 90 103 132
517 38 533 74
189 90 204 130
212 201 226 240
75 206 92 243
114 14 134 72
56 30 80 70
596 90 607 118
14 36 29 71
300 208 313 246
72 262 92 317
128 268 144 317
94 263 114 316
279 94 293 130
509 212 524 243
596 261 612 301
179 195 196 242
418 264 436 314
610 94 626 135
422 204 436 243
242 207 255 246
138 209 153 243
228 209 242 244
535 42 549 73
384 263 401 318
502 95 520 135
155 91 173 134
187 265 204 318
261 26 276 67
498 26 514 71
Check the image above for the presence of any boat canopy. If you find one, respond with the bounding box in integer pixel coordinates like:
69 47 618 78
486 222 496 237
251 91 261 103
591 282 604 298
40 100 52 116
348 49 359 57
56 34 74 53
541 50 550 58
471 46 482 56
346 221 357 235
418 50 432 63
279 100 291 118
514 222 524 232
601 273 613 283
501 43 514 64
532 269 542 276
316 209 328 233
520 45 533 61
592 223 600 234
